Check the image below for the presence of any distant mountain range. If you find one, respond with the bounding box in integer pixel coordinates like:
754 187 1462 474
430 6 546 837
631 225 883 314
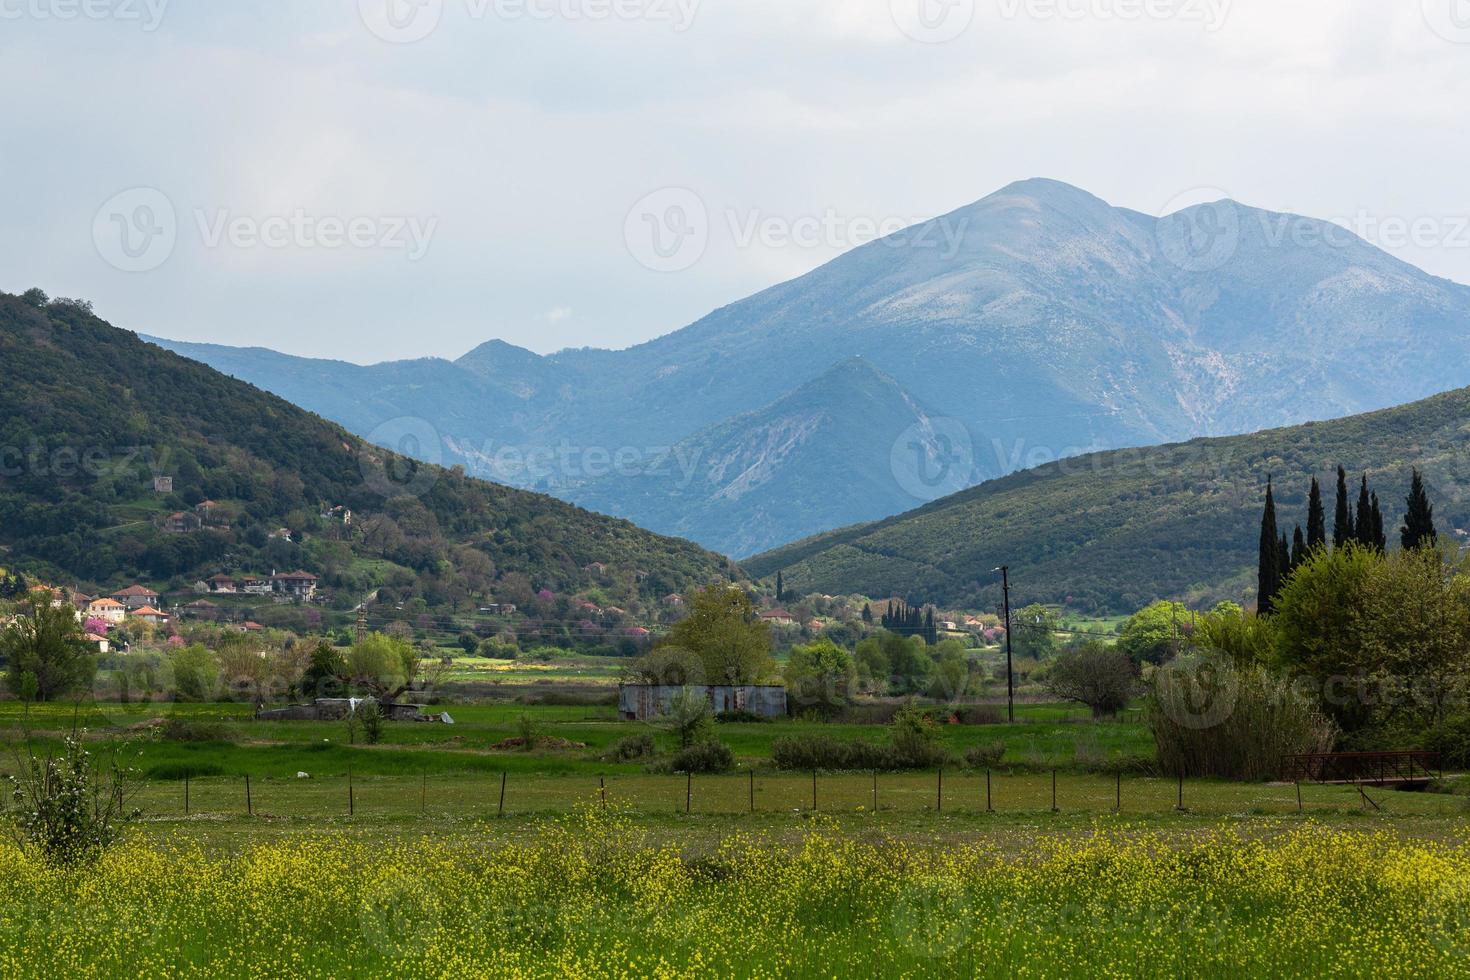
148 178 1470 557
745 384 1470 615
0 292 737 608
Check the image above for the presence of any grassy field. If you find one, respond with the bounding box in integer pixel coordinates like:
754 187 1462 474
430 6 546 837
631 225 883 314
3 699 1468 976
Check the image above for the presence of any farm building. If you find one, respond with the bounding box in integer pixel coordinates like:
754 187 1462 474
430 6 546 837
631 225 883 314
254 698 452 723
618 684 787 721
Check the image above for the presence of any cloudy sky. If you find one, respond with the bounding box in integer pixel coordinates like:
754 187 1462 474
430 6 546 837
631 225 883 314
5 1 1470 362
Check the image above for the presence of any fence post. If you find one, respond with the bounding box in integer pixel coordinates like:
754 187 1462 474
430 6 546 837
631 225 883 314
750 769 755 814
872 770 878 812
498 771 506 819
348 768 354 817
686 772 692 815
421 771 427 815
937 768 943 812
1050 769 1058 812
184 770 190 816
986 769 992 812
245 774 252 817
600 775 607 807
1296 781 1303 812
812 770 818 812
1115 770 1121 813
1176 771 1185 812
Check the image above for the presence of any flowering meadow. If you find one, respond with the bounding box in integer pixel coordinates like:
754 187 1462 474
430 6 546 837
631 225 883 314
0 806 1468 978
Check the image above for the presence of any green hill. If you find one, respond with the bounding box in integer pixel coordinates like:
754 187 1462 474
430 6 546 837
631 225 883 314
0 291 738 608
745 388 1470 614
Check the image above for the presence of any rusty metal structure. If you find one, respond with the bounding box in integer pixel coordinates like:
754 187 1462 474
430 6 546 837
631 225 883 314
1282 750 1438 788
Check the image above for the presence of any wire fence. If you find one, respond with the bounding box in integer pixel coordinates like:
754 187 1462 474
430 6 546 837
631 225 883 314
126 769 1467 821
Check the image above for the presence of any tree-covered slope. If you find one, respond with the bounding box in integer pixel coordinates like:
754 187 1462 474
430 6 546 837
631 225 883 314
0 291 738 605
745 388 1470 613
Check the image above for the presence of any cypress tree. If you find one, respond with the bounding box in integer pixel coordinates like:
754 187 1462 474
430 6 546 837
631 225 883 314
1279 533 1291 582
1332 466 1351 549
1306 477 1327 551
861 603 872 624
1291 526 1306 570
775 571 784 602
1369 493 1386 552
1402 468 1438 551
1355 476 1374 547
1258 479 1282 614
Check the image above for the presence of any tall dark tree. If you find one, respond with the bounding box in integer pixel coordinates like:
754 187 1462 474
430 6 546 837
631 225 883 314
1290 526 1306 570
1368 492 1386 552
1354 476 1374 547
1306 477 1327 551
1279 533 1291 583
1258 479 1283 614
861 602 873 624
1402 468 1438 551
1332 466 1351 549
775 571 784 602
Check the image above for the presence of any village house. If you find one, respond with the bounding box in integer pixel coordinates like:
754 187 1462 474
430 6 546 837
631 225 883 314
86 597 126 624
759 608 796 626
238 576 272 595
206 574 237 594
152 476 173 493
182 599 221 621
163 511 202 534
83 632 110 654
111 584 160 611
131 606 170 626
271 570 319 600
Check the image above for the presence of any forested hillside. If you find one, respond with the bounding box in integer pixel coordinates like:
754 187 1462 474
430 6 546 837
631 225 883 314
0 291 738 608
746 388 1470 613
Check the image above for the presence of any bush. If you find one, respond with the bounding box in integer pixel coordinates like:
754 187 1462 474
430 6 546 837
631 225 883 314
1044 643 1138 718
1147 656 1335 781
4 734 136 867
604 733 657 762
358 702 383 745
772 735 891 771
159 720 232 743
952 705 1002 725
964 741 1006 768
716 710 767 724
889 704 951 769
1423 715 1470 771
663 689 715 749
669 740 734 774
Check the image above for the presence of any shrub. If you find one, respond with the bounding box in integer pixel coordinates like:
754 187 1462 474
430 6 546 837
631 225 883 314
663 689 714 749
716 710 767 724
1044 643 1138 718
1147 656 1335 780
516 713 540 751
159 720 232 743
952 705 1002 725
669 740 734 774
964 741 1006 768
889 704 951 769
772 735 890 771
4 734 137 867
358 702 383 745
604 733 657 762
1423 715 1470 771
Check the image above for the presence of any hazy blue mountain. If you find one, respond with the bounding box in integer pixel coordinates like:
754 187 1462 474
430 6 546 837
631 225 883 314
563 358 977 556
148 178 1470 556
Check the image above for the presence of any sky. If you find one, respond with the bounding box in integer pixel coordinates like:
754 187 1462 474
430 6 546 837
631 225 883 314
4 1 1470 362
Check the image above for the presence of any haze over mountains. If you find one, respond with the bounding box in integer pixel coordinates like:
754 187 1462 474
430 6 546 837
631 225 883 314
150 178 1470 558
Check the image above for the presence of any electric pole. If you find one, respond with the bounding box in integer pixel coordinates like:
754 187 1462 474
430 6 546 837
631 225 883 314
994 565 1014 723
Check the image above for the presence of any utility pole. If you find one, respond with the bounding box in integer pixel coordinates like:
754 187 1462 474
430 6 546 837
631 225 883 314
995 565 1015 723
